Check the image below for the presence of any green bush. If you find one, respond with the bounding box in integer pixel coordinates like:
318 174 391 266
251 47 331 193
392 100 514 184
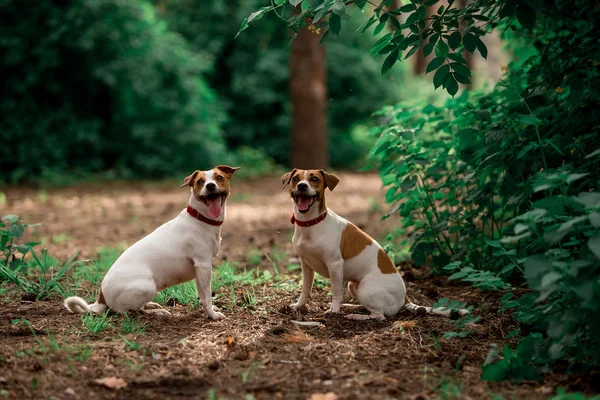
365 0 600 378
0 0 225 183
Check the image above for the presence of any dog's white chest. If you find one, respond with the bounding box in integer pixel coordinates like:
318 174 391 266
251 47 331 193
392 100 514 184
293 233 332 278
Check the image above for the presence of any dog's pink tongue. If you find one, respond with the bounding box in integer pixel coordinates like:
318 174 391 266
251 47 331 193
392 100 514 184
207 198 222 219
297 197 311 211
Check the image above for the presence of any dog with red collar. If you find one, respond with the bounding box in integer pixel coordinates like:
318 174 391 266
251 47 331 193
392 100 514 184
64 165 239 319
283 168 468 320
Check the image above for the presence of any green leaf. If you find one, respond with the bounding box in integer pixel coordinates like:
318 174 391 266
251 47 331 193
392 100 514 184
373 20 387 36
425 57 445 74
463 33 477 53
1 214 18 224
434 39 449 57
589 234 600 259
519 114 540 125
423 40 436 56
382 49 400 74
454 72 470 85
450 62 471 78
475 37 488 58
329 13 341 36
289 0 303 6
516 2 536 30
444 73 459 96
9 224 24 238
356 16 378 33
313 4 330 23
448 32 462 50
524 255 551 290
370 33 393 56
482 362 506 382
566 172 589 184
433 64 450 89
331 1 346 15
573 192 600 208
585 148 600 159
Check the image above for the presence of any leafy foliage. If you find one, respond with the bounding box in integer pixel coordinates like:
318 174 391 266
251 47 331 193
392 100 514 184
1 214 85 299
318 0 600 382
1 0 225 183
239 0 492 96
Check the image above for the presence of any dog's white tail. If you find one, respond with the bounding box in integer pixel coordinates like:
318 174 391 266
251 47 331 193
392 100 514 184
64 296 107 314
403 295 469 318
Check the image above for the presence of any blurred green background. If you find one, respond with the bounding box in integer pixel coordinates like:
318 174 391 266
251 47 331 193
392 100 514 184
0 0 408 185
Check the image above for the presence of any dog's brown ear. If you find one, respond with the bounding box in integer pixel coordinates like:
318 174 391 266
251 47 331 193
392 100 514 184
281 169 298 188
181 171 200 188
320 170 340 191
215 165 240 178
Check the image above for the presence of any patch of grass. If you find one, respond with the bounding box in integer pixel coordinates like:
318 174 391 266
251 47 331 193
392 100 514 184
264 254 279 276
436 376 464 400
245 248 262 266
241 362 260 383
120 335 142 351
0 247 86 300
51 232 71 244
11 318 93 361
120 313 148 334
241 285 257 307
81 312 112 333
153 280 198 307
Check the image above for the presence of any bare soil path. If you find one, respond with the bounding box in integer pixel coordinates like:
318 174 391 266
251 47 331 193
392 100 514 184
0 173 591 399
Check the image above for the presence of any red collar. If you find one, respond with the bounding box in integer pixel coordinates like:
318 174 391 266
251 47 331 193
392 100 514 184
186 205 223 226
290 211 328 227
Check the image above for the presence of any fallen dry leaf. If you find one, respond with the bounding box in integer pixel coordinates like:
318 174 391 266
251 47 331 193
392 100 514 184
392 320 417 330
94 377 127 390
307 393 338 400
282 327 315 344
226 336 236 347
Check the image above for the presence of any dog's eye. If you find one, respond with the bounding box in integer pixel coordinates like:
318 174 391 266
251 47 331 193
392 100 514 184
196 180 204 186
310 176 319 182
292 176 299 182
216 175 223 181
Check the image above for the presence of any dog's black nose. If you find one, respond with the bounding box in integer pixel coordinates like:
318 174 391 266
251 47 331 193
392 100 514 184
206 182 216 191
297 183 308 191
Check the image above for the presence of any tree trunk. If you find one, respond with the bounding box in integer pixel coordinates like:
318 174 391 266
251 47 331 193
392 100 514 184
290 28 328 169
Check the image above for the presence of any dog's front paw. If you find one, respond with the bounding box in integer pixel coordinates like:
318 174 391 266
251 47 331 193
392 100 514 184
208 311 226 320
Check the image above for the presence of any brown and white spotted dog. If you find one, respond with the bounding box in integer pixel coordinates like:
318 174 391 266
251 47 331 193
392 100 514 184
283 168 469 320
64 165 240 320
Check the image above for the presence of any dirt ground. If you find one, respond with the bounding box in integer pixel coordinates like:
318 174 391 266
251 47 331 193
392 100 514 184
0 173 596 399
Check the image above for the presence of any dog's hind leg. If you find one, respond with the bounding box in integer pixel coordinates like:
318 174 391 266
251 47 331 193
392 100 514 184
110 280 159 314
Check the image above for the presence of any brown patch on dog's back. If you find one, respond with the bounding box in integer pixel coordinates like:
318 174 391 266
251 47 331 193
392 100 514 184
377 248 398 274
340 223 373 260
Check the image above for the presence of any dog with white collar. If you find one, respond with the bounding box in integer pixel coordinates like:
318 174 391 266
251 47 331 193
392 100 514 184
283 168 468 321
64 165 240 319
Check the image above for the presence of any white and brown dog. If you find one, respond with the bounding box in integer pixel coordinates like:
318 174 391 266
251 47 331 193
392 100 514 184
64 165 240 319
283 169 468 321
